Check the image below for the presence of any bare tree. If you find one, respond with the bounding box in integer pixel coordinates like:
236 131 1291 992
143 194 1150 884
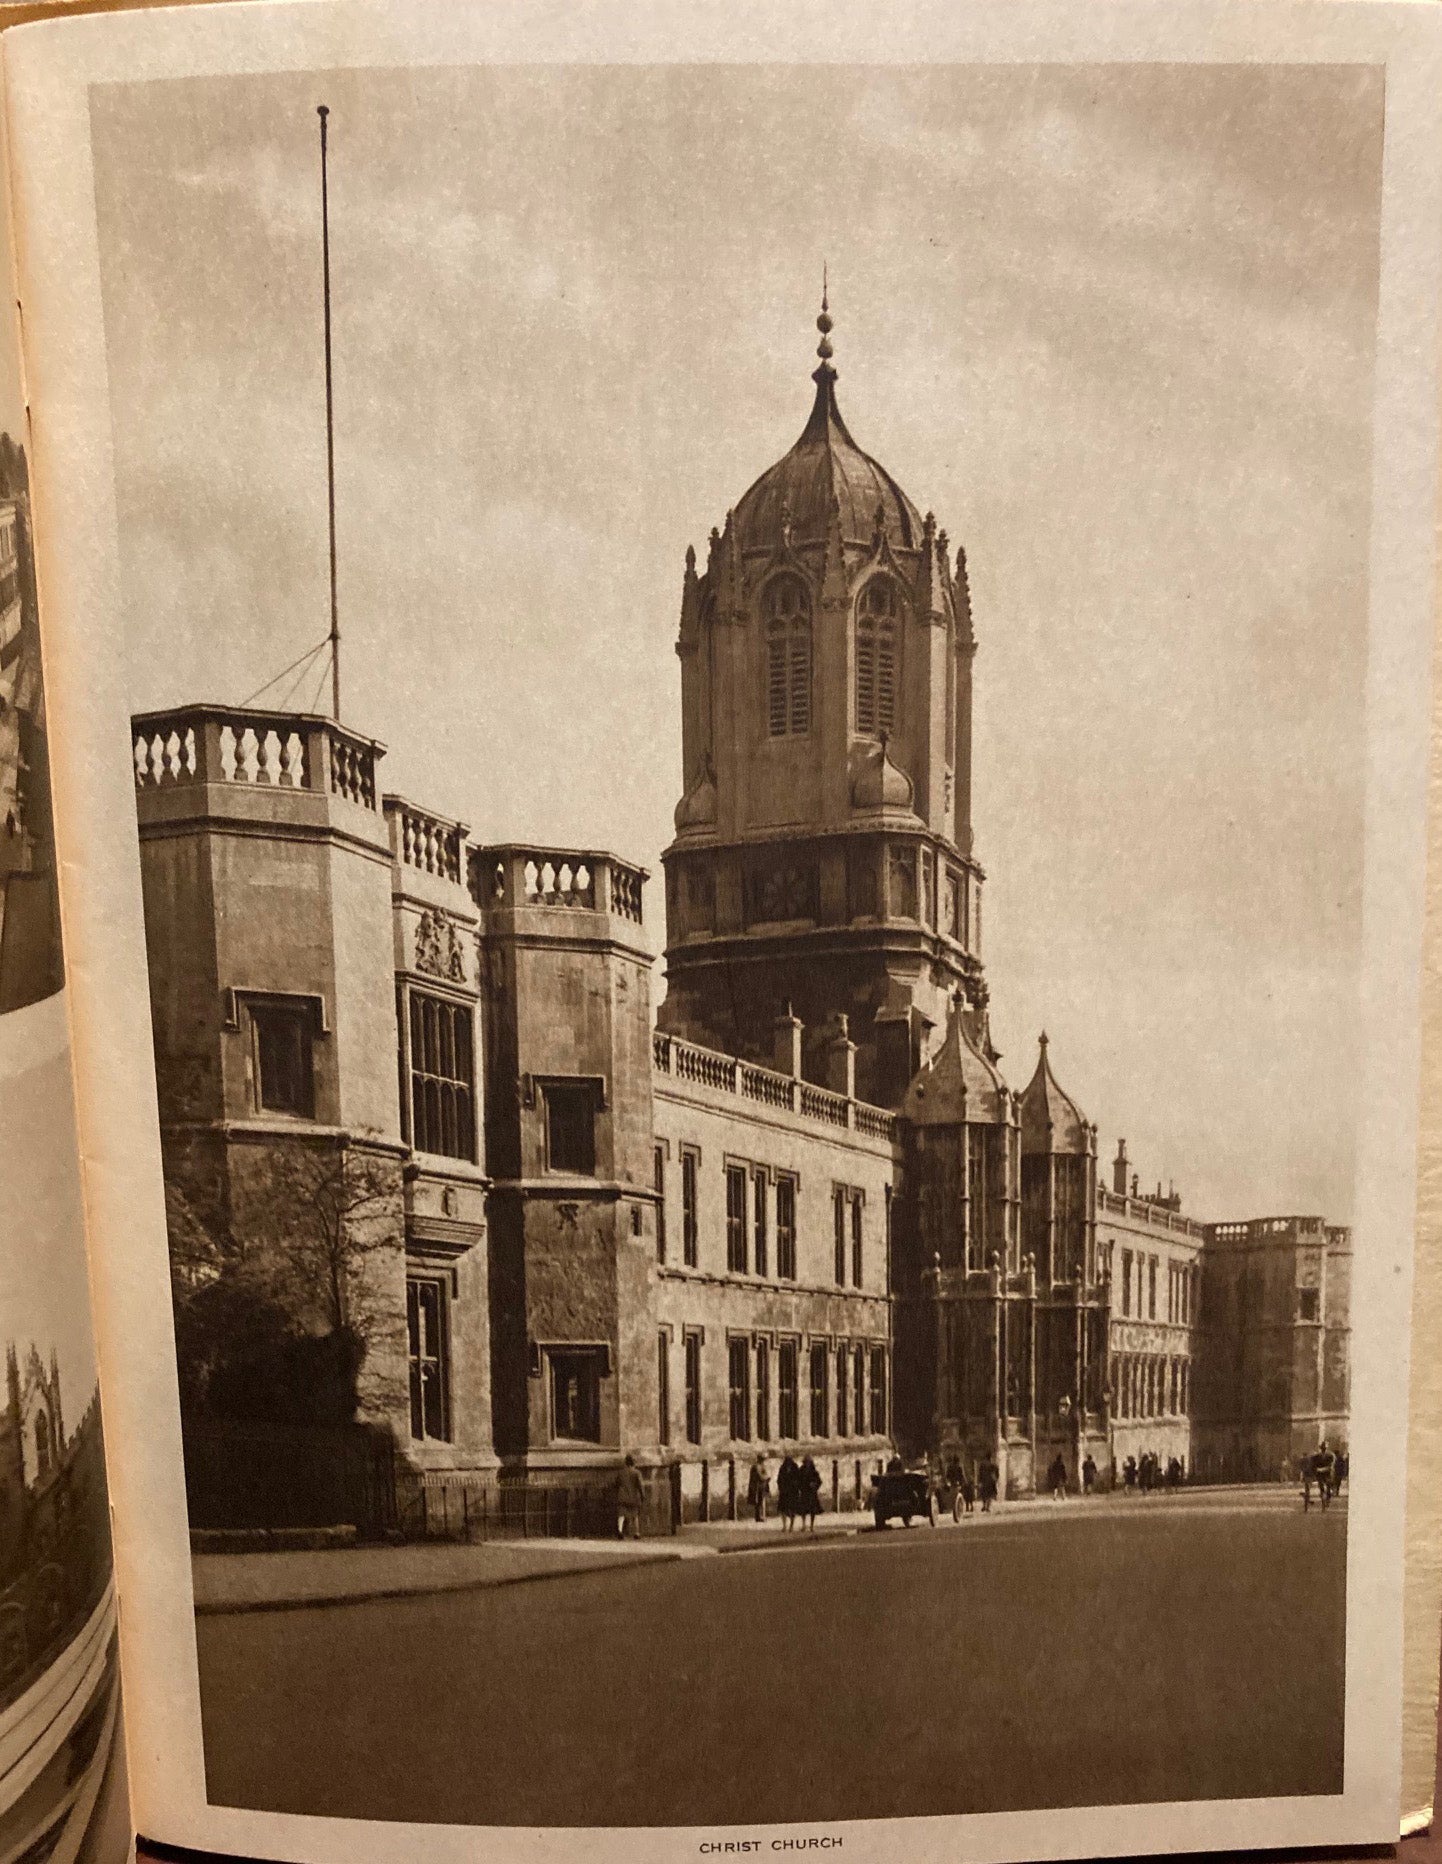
166 1135 404 1427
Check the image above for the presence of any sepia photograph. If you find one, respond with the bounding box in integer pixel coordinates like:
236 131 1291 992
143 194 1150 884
0 1044 121 1863
93 57 1370 1829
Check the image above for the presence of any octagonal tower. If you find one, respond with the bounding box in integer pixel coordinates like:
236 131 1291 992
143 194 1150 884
659 297 986 1108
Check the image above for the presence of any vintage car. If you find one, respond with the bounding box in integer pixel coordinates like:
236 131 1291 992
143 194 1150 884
868 1465 938 1529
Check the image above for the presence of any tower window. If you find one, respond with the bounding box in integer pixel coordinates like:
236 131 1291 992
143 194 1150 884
407 990 476 1161
764 575 811 737
247 996 317 1118
543 1079 597 1175
855 578 900 738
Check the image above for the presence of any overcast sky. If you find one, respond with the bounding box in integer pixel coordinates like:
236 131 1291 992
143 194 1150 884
92 62 1382 1223
0 1047 100 1405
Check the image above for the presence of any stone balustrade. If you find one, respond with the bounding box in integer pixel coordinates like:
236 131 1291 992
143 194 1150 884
1097 1184 1206 1239
469 845 647 924
132 705 381 811
386 798 467 885
652 1029 896 1143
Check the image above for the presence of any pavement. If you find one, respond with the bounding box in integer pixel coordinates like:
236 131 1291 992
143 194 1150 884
191 1482 1322 1613
194 1487 1349 1828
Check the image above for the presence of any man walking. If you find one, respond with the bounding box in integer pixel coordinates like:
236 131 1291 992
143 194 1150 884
1081 1452 1097 1495
746 1453 771 1524
617 1454 645 1540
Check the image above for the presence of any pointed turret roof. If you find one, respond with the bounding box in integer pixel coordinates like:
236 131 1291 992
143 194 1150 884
1019 1032 1090 1154
901 998 1010 1127
731 292 923 556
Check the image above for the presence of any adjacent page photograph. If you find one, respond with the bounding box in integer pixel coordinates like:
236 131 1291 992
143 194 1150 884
5 3 1439 1860
0 80 128 1864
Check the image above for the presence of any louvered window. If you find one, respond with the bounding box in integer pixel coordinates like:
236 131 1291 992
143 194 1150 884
855 578 900 737
764 576 811 736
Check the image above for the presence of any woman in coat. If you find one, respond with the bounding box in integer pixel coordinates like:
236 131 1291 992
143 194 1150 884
777 1454 801 1532
799 1455 823 1531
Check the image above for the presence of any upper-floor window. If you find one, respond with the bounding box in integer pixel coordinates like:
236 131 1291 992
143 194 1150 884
776 1174 798 1280
681 1147 700 1267
855 577 900 738
764 575 811 737
654 1144 667 1265
1120 1248 1133 1318
726 1164 748 1273
243 994 318 1119
408 991 475 1161
543 1080 597 1175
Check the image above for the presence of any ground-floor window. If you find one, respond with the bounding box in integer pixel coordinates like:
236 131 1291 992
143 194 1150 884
756 1340 771 1441
778 1339 799 1438
810 1342 829 1437
852 1344 865 1435
684 1332 702 1444
869 1346 888 1435
658 1331 670 1445
728 1336 751 1441
406 1275 450 1442
550 1347 604 1442
835 1344 848 1436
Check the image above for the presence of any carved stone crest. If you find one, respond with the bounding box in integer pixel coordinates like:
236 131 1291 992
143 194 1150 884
415 907 466 983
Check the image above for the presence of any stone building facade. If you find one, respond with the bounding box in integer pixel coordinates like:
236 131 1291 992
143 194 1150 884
133 307 1349 1516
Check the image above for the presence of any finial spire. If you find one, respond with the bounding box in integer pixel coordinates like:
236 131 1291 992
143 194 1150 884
816 266 834 365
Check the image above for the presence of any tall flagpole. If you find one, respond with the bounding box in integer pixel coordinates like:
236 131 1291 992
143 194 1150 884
318 104 340 722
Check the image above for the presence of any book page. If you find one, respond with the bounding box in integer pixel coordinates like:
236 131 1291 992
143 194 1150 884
5 2 1441 1861
0 70 128 1864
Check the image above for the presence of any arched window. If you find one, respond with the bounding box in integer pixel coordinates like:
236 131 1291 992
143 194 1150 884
764 576 811 737
34 1412 50 1479
855 578 900 737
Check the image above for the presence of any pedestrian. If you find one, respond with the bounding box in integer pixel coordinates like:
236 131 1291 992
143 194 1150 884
1081 1452 1097 1495
1314 1440 1336 1510
800 1454 823 1531
1301 1456 1314 1512
1336 1450 1349 1494
746 1453 771 1525
959 1466 975 1515
1123 1455 1137 1493
979 1458 999 1514
616 1453 645 1540
1048 1452 1067 1499
778 1453 800 1532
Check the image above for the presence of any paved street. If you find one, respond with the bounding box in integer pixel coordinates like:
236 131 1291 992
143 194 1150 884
196 1489 1345 1827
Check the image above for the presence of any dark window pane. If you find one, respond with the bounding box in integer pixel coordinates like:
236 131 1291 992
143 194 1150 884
682 1151 699 1266
546 1082 596 1175
779 1341 798 1440
406 1276 449 1442
726 1165 747 1273
406 992 476 1161
251 1001 315 1117
550 1350 602 1442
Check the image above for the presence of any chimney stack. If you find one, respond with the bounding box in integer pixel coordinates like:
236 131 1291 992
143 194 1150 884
825 1012 857 1100
1113 1138 1129 1196
773 1001 803 1079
